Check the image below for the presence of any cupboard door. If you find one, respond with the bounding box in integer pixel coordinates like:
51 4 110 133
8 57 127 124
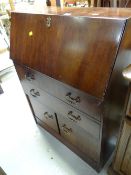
57 115 100 162
10 13 46 70
29 97 59 133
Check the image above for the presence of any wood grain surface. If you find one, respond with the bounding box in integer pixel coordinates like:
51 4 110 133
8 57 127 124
10 12 125 98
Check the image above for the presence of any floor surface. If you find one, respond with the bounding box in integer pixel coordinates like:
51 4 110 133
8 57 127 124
0 55 111 175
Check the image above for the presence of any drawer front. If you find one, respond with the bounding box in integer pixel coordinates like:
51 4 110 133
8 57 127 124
15 64 101 121
57 115 100 162
15 64 38 87
21 80 101 140
38 73 102 122
29 97 59 133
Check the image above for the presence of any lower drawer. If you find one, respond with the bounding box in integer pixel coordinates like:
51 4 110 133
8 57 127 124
57 115 100 162
29 97 59 133
21 80 101 140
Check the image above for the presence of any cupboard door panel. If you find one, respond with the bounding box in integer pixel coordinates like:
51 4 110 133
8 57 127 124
57 115 100 162
29 97 59 133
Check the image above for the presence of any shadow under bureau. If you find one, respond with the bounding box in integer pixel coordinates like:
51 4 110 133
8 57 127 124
10 7 131 172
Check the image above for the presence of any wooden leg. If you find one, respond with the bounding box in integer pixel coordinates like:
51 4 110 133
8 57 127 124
90 0 95 7
97 0 101 6
110 0 117 7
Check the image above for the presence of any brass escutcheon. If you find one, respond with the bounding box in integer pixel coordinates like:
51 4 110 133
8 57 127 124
46 16 51 28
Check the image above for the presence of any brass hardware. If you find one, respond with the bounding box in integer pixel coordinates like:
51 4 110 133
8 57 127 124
44 112 54 119
46 16 51 28
65 92 80 104
30 89 40 97
67 111 81 122
62 124 72 135
28 31 33 37
25 70 35 81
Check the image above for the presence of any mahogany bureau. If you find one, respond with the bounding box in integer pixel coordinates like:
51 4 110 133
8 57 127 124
10 7 131 171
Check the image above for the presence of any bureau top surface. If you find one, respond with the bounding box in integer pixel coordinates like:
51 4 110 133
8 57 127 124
12 7 131 19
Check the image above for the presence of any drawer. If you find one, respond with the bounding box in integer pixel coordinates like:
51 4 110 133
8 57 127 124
21 81 101 140
16 64 101 121
57 115 100 162
15 64 38 87
29 97 59 133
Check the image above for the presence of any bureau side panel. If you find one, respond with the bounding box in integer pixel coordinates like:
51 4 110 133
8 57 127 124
101 18 131 166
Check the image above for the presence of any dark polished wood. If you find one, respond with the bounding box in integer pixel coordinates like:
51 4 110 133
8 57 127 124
10 14 46 71
15 64 103 121
11 7 131 18
127 0 131 7
35 117 100 171
29 97 60 133
57 113 100 162
101 18 131 167
10 7 131 172
11 10 126 98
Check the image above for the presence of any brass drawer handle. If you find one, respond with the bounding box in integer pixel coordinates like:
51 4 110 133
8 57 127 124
25 70 35 81
46 16 51 28
65 92 80 104
67 111 81 122
44 112 54 119
62 124 72 135
30 89 40 97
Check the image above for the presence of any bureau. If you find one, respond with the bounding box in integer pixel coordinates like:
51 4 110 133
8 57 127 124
10 7 131 171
